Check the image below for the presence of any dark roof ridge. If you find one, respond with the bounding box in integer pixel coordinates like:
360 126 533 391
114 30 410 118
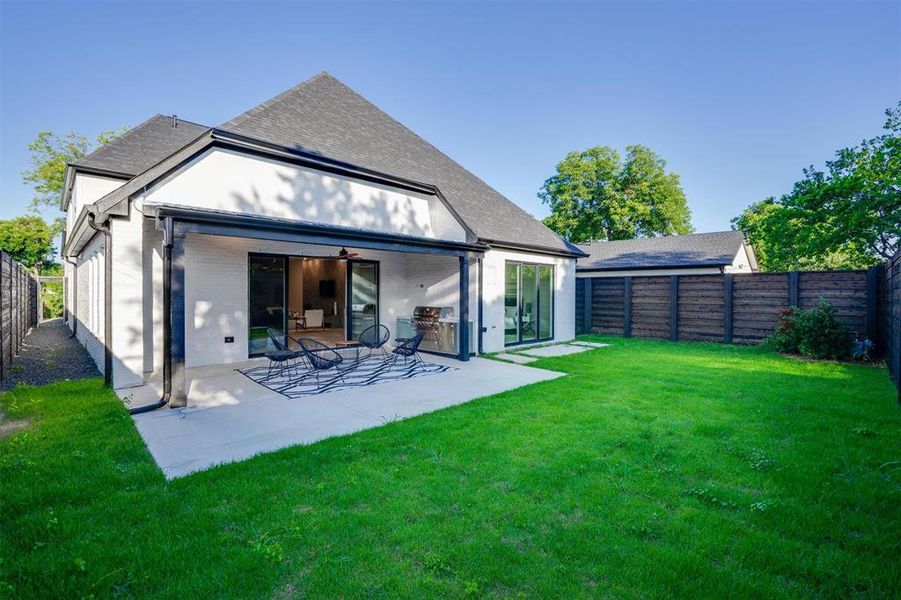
221 71 332 130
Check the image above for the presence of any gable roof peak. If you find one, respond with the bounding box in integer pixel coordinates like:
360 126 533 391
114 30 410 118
218 72 577 255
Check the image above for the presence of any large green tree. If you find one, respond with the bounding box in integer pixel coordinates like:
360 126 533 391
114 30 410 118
733 103 900 271
0 215 55 268
539 145 693 243
21 128 126 234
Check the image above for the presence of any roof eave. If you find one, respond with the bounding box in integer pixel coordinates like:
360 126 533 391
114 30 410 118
59 163 134 212
146 204 490 255
576 261 732 272
483 238 587 259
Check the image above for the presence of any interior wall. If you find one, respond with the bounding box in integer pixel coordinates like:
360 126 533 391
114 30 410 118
300 258 346 322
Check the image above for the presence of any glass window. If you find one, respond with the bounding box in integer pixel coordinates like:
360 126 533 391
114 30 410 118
538 265 553 339
349 261 378 339
504 262 520 344
504 261 554 345
248 255 286 356
521 264 538 342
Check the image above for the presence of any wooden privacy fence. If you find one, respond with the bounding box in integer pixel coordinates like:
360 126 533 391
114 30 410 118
0 251 39 382
885 250 900 401
576 267 886 349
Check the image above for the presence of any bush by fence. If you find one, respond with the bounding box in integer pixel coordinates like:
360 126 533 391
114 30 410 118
0 251 39 381
577 267 885 350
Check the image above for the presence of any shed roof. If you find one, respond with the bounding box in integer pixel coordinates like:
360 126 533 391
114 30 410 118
577 231 754 271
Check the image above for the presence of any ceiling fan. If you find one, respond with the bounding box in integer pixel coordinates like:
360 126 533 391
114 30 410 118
334 247 360 260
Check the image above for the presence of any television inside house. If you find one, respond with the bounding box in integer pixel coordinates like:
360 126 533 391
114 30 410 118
319 279 337 298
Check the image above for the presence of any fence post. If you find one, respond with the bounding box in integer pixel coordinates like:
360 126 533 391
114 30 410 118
624 276 632 338
583 277 592 334
670 275 679 342
866 265 879 345
724 273 734 344
789 271 800 308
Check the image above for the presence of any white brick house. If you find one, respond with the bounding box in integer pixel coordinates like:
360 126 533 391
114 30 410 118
60 73 582 409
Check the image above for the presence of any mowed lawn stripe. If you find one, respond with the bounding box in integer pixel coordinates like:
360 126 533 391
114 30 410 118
1 337 898 598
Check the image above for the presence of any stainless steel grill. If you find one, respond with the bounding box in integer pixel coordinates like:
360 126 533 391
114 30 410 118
411 306 453 343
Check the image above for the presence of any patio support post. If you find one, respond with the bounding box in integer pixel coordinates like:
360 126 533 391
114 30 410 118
458 254 470 361
169 227 188 408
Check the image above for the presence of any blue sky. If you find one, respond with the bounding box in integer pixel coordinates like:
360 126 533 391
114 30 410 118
1 1 898 233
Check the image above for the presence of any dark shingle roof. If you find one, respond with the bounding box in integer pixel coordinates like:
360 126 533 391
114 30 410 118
72 115 210 176
577 231 750 270
220 72 575 254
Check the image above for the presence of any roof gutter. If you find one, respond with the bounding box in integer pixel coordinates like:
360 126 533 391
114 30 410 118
483 239 588 259
148 204 489 254
576 261 732 272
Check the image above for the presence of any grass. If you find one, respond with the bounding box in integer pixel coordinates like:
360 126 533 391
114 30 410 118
1 337 899 598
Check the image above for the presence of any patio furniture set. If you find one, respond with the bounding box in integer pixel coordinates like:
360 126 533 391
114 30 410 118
264 324 427 390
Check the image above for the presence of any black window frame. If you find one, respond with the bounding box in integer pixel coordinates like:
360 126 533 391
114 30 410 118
504 260 555 347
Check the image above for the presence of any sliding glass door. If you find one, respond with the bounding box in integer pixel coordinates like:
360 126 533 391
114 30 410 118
248 255 286 356
504 261 554 346
348 261 378 340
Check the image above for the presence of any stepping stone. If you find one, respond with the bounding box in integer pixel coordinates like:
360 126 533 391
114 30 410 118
495 352 538 364
571 341 610 348
519 344 590 358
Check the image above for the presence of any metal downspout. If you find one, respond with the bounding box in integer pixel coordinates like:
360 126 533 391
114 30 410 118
87 213 113 385
63 256 78 338
128 217 172 414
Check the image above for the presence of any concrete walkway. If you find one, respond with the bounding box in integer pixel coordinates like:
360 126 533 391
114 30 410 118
0 319 99 391
123 355 564 478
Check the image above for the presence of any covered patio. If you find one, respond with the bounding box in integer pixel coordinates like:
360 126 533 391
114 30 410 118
122 354 563 478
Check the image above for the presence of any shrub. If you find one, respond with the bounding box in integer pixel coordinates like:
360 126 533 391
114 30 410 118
765 298 852 360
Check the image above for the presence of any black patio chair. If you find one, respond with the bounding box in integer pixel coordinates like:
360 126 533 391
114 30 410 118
266 328 307 379
392 332 426 367
358 324 391 360
297 337 359 387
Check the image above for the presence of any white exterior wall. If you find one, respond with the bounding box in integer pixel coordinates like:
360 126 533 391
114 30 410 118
109 208 144 388
66 173 126 237
481 248 576 353
135 233 500 370
136 234 577 368
725 244 754 273
75 234 105 373
178 234 421 368
142 148 467 242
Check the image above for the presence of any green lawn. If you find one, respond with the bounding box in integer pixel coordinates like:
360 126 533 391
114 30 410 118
1 338 899 598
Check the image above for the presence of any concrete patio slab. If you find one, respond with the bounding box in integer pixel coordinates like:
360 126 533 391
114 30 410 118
120 355 564 478
494 352 538 364
519 344 591 358
571 341 610 348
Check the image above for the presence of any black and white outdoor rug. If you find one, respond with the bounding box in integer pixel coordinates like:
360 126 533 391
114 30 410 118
238 355 456 399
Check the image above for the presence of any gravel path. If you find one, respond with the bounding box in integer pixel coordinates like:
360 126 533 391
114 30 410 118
0 318 99 391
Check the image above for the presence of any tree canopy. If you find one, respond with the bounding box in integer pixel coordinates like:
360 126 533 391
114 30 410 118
21 128 126 235
733 103 900 271
0 215 56 268
539 145 693 243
